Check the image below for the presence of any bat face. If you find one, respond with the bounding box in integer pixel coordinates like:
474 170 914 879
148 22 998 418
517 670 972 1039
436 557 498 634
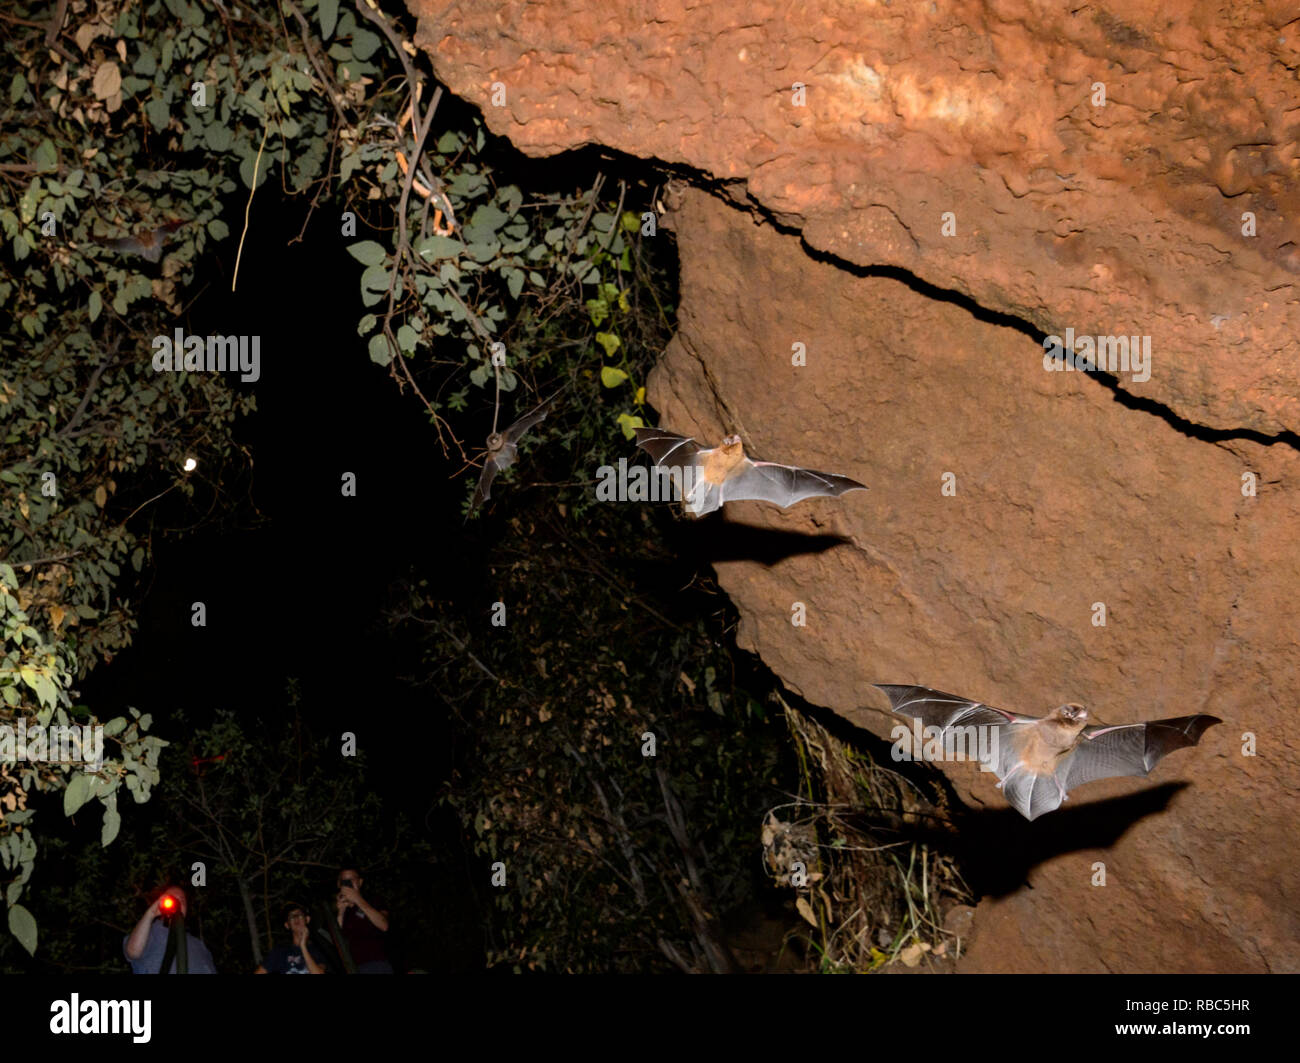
634 426 866 516
875 684 1221 821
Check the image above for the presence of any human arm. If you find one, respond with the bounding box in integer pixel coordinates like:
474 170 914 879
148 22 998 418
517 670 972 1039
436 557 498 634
124 897 162 961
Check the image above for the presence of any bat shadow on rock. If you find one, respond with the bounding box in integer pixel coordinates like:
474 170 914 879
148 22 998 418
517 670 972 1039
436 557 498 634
689 521 852 567
953 782 1190 898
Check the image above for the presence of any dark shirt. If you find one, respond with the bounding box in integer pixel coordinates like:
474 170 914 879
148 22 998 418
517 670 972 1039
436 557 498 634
124 920 217 974
263 941 331 974
339 900 388 965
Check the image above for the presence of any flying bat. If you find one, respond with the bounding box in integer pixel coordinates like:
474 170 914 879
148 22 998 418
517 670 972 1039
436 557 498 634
102 220 185 263
874 683 1221 821
633 427 866 516
468 394 556 515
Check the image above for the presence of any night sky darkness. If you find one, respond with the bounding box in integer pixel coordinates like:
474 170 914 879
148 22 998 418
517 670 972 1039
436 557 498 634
72 189 494 970
53 140 691 975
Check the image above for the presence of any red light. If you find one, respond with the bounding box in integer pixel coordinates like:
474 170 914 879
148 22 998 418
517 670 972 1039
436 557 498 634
160 895 177 913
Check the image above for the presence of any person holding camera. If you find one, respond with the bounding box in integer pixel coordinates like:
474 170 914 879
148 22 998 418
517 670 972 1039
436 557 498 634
123 886 217 974
256 903 331 974
335 866 393 974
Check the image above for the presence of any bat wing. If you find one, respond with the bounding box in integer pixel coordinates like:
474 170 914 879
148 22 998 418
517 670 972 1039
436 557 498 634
722 459 866 509
874 683 1036 792
106 235 162 263
634 427 703 467
1063 715 1221 792
634 428 715 512
874 684 1034 731
468 460 500 515
502 394 557 445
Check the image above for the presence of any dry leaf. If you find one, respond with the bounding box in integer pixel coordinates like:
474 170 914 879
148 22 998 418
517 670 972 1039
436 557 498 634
795 896 818 928
49 603 65 633
94 485 107 507
92 62 121 101
899 942 924 967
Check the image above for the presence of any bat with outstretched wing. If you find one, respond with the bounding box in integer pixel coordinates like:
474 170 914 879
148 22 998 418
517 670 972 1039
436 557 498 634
633 427 866 516
468 394 556 516
874 683 1221 821
102 219 185 263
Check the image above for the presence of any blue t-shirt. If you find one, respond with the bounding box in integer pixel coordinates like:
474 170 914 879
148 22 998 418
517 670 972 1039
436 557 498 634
123 919 217 974
262 941 331 974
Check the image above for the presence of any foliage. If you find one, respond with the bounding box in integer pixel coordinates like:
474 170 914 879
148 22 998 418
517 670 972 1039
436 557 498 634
0 563 165 956
1 0 813 971
0 697 431 973
396 522 789 973
767 699 972 972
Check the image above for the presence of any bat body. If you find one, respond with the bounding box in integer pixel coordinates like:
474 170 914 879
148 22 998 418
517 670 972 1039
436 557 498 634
875 684 1220 821
469 394 555 515
633 427 866 516
102 220 185 263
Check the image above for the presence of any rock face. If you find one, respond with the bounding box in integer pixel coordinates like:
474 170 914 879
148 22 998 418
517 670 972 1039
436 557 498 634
414 0 1300 972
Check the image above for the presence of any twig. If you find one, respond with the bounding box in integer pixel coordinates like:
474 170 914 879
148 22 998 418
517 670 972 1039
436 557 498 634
232 107 273 292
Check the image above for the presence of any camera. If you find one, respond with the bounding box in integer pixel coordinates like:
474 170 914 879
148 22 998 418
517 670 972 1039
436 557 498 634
339 877 355 889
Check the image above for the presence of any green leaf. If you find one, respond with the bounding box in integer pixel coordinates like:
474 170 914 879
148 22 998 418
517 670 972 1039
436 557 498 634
239 153 269 190
347 240 387 267
205 125 233 152
464 239 500 263
33 139 58 173
63 771 92 816
600 366 628 388
319 0 339 38
7 904 36 956
616 413 645 440
356 313 377 336
101 794 121 846
505 268 524 300
368 334 393 365
102 717 127 738
88 291 102 322
207 218 230 239
360 264 390 306
350 28 381 60
396 324 419 353
415 235 463 261
595 331 621 358
466 204 508 237
146 97 171 132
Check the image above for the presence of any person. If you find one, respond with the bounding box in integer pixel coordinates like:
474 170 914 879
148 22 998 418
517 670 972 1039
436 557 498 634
123 886 217 974
335 866 392 974
256 903 331 974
